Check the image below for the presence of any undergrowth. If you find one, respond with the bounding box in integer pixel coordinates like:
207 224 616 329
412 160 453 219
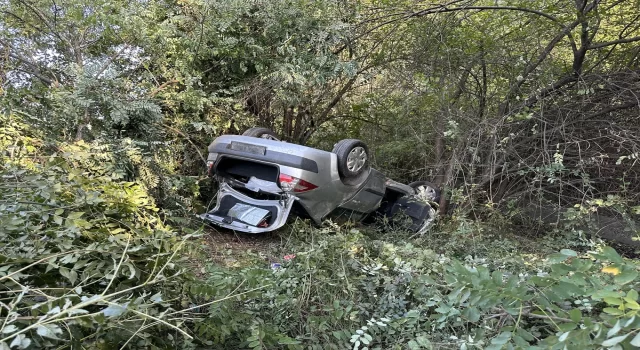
2 114 639 349
188 219 640 350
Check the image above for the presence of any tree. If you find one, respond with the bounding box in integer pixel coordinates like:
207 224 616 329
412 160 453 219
343 0 640 211
1 0 163 140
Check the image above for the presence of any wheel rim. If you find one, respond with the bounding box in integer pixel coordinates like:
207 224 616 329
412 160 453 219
259 134 279 141
346 146 367 172
415 185 437 202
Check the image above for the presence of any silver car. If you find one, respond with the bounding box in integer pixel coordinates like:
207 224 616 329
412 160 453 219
200 127 440 234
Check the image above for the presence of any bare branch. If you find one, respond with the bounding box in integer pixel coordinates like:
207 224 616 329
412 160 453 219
0 39 55 85
149 79 180 98
588 36 640 50
317 75 358 123
584 101 638 119
412 5 563 26
521 75 578 109
501 20 581 110
15 0 75 57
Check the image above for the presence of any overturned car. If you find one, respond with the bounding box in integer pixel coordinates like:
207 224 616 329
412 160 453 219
200 127 440 234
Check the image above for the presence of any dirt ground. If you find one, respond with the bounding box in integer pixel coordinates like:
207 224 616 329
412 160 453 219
200 225 286 267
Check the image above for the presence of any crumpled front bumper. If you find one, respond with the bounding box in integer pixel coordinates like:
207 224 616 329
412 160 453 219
199 183 294 233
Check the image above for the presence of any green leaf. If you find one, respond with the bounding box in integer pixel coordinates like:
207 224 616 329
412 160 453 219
630 332 640 347
464 307 481 322
614 270 638 285
626 300 640 310
601 334 629 347
124 262 136 279
627 290 639 301
102 303 129 318
569 308 582 322
548 253 569 263
560 249 577 257
624 316 636 327
1 325 17 334
150 293 163 303
492 271 503 286
558 332 569 342
551 281 584 298
66 212 84 220
415 336 431 347
593 290 624 300
604 297 622 306
603 308 624 316
558 323 577 332
491 331 512 345
516 328 535 342
278 337 301 345
600 247 623 263
512 334 529 347
36 324 62 339
607 321 622 338
9 334 30 349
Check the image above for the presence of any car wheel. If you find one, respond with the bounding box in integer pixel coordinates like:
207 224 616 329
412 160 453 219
332 139 370 179
408 181 441 203
242 127 280 140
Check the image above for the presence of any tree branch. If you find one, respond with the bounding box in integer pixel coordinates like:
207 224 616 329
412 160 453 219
0 39 55 85
1 10 45 33
317 75 358 123
588 36 640 50
333 0 468 54
14 67 54 86
15 0 73 53
501 20 581 113
412 6 563 26
94 45 129 79
161 123 206 166
149 79 180 97
520 75 578 110
584 101 638 119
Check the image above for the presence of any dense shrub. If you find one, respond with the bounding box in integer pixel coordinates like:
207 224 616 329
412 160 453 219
3 114 640 349
191 222 640 350
0 115 200 349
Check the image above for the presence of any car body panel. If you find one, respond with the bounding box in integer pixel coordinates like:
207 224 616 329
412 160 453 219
335 169 385 214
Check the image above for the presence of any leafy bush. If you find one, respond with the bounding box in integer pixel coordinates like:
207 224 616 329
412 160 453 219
0 115 201 348
192 221 639 350
3 114 640 349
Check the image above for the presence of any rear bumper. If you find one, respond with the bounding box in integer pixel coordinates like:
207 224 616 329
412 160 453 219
200 183 294 233
207 135 322 173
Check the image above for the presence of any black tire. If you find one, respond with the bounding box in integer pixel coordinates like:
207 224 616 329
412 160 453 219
242 127 279 140
408 180 441 203
332 139 370 179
